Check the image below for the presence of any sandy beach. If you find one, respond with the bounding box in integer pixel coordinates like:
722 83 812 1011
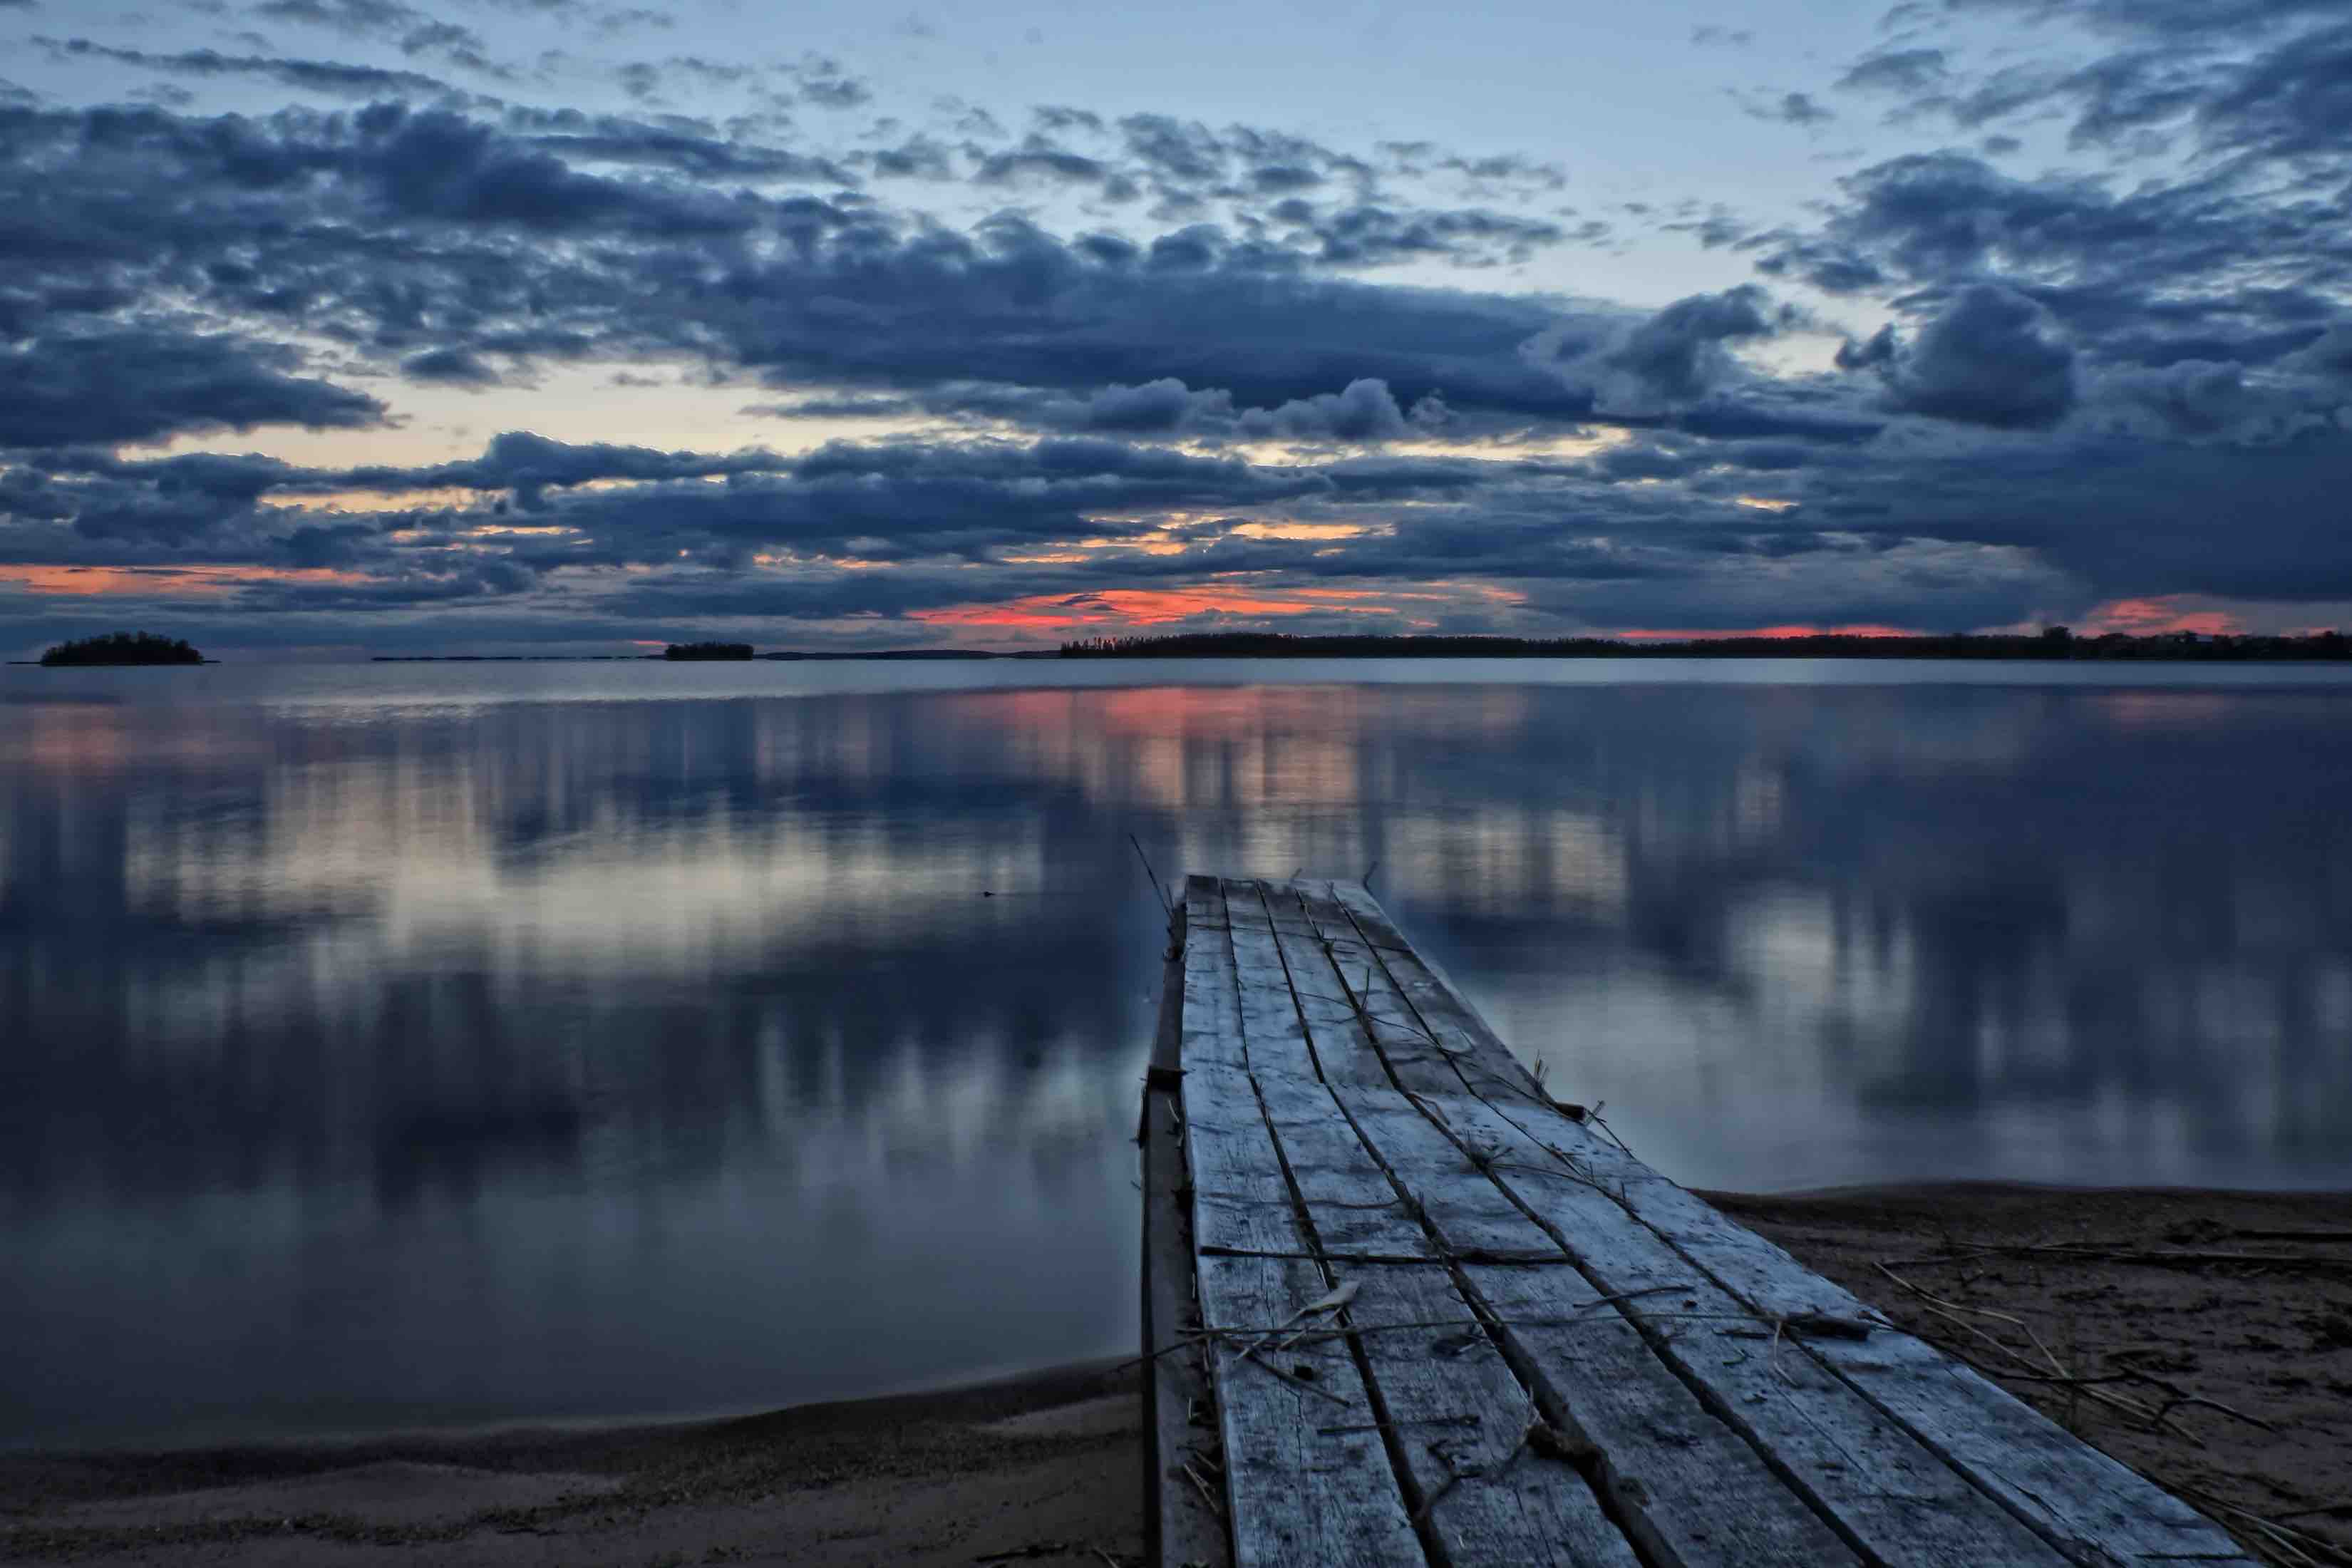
5 1182 2345 1566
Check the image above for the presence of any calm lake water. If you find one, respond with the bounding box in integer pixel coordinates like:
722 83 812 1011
5 659 2350 1449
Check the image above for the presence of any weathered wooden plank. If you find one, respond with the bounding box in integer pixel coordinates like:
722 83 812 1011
1494 1117 2260 1567
1176 883 1309 1258
1237 884 1393 1090
1259 884 1319 936
1463 1264 1859 1568
1185 872 1231 930
1145 1095 1229 1568
1181 1063 1311 1259
1249 889 1867 1567
1316 878 1416 951
1250 1068 1434 1260
1144 901 1230 1568
1342 1264 1641 1568
1460 1099 2068 1566
1314 884 2253 1567
1281 889 2086 1567
1143 899 1233 1568
1197 1254 1427 1567
1289 883 1526 1098
1182 882 1249 1073
1334 1098 1567 1260
1219 889 1321 1083
1310 880 1548 1100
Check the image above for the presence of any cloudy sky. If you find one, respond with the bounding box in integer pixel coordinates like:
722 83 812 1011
2 0 2348 656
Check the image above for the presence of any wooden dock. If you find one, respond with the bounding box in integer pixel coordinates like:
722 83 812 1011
1139 875 2255 1568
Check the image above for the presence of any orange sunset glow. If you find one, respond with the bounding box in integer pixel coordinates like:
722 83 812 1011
2 564 367 595
2081 597 2244 636
1616 623 1921 641
908 587 1397 629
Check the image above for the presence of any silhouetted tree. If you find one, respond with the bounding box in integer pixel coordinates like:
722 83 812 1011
661 641 755 661
1058 629 2351 662
38 631 205 666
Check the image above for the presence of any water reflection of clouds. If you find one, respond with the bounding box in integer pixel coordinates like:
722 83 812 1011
4 672 2350 1445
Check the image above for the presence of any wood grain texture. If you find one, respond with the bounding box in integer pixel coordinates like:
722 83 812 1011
1180 1061 1311 1261
1247 885 1864 1568
1306 879 2255 1568
1197 1254 1427 1567
1340 1263 1641 1568
1465 1262 1860 1568
1441 1091 2069 1567
1248 1068 1434 1260
1180 880 1248 1074
1143 897 1232 1568
1531 1123 2261 1567
1159 874 2250 1568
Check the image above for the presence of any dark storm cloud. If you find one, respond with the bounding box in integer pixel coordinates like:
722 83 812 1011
1759 148 2352 391
9 428 1492 568
1674 400 1885 444
402 344 502 384
1601 287 1785 403
765 374 1460 446
651 210 1594 420
1839 3 2352 177
360 104 763 231
2194 21 2352 163
0 329 385 447
1835 285 2079 429
1279 203 1565 269
1791 425 2352 604
0 99 1594 428
1243 378 1417 440
1536 286 1798 418
2 44 2347 645
1933 0 2346 42
11 406 2351 639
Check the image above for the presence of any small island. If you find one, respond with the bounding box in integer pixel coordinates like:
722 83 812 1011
38 631 207 667
661 641 755 661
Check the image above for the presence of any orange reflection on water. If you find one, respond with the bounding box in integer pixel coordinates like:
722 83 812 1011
2096 691 2234 729
3 701 264 773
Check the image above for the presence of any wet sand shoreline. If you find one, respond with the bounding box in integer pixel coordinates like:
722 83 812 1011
5 1182 2345 1565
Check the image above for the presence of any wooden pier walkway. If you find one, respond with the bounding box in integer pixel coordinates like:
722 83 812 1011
1139 875 2254 1568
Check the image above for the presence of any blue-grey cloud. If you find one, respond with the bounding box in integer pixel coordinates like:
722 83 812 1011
35 36 473 99
3 20 2350 649
1836 47 1950 96
1852 284 2078 428
0 328 385 446
1742 91 1836 127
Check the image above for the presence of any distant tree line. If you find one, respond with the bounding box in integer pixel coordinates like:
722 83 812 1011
38 631 206 666
661 641 755 660
1058 629 2352 661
